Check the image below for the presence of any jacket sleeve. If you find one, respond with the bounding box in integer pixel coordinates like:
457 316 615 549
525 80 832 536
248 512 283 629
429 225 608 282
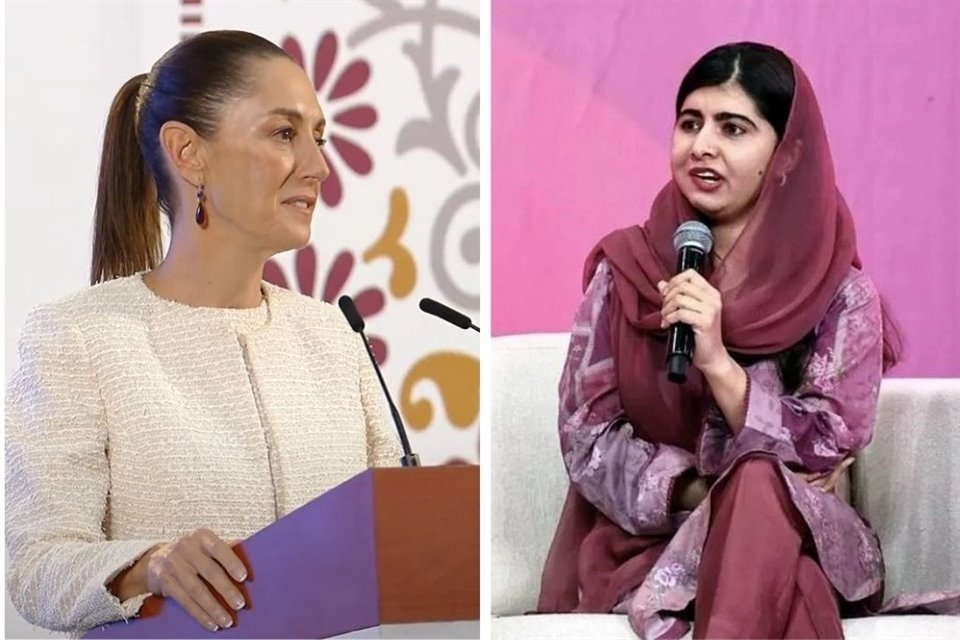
5 305 165 633
703 270 885 474
559 260 697 536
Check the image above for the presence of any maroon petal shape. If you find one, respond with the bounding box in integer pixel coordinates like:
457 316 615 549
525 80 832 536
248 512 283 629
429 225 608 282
354 287 385 317
282 35 305 69
321 151 343 207
295 245 317 298
262 260 289 289
334 105 377 129
321 251 354 303
369 336 388 366
331 135 372 175
313 32 337 93
328 60 370 101
445 458 470 466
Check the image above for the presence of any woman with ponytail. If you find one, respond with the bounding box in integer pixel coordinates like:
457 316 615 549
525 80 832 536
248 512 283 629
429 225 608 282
6 30 401 635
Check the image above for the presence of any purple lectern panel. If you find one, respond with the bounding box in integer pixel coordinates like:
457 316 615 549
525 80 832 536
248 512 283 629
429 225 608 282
86 469 380 639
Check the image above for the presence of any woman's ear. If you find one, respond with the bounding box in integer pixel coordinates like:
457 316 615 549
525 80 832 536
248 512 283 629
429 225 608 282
159 121 207 186
776 138 804 184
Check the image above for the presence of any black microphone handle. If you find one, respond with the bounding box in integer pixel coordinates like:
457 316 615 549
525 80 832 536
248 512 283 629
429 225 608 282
358 331 420 467
666 246 707 384
420 298 481 332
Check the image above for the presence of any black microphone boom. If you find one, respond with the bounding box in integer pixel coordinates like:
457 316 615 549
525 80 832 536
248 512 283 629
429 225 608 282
338 295 420 467
666 221 713 384
418 297 480 332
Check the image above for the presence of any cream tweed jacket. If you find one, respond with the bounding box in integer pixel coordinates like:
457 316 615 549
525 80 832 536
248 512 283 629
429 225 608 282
5 274 402 634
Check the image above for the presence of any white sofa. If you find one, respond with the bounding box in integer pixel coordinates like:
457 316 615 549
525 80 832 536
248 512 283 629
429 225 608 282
491 333 960 639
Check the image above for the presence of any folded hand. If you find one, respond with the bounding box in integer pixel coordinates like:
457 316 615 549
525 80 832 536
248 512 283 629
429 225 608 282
797 457 854 493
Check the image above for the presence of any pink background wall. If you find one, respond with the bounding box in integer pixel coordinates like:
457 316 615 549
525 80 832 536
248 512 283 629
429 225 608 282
492 0 960 377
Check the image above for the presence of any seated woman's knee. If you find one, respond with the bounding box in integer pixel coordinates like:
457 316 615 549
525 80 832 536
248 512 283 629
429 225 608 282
726 455 781 485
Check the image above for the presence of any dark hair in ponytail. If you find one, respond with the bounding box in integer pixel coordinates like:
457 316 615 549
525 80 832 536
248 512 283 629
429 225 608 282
90 31 291 285
91 74 161 285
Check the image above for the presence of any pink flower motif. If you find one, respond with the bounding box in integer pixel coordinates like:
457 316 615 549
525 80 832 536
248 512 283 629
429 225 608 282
263 245 389 364
282 32 377 208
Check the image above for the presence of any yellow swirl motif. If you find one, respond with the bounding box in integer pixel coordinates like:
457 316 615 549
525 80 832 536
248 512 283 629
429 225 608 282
363 187 417 298
400 352 479 430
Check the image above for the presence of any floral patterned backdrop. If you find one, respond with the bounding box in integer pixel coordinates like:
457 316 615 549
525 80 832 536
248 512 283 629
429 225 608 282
140 0 481 465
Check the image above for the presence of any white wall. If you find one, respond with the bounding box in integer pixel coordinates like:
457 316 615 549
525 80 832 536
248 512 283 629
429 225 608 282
4 0 173 378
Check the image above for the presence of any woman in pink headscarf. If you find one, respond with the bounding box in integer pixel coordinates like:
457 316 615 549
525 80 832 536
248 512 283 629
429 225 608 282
536 42 955 638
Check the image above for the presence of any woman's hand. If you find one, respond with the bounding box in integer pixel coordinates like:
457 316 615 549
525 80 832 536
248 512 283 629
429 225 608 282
658 269 727 374
144 529 248 632
672 472 712 512
797 457 854 493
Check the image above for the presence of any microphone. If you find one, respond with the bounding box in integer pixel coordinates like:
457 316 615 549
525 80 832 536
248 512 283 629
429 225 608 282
418 297 480 332
666 221 714 384
338 295 420 467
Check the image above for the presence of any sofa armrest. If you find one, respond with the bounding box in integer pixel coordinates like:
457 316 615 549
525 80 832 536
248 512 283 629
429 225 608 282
852 378 960 599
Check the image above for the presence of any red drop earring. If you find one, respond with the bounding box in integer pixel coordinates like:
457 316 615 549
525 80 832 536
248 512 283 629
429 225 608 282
195 181 207 228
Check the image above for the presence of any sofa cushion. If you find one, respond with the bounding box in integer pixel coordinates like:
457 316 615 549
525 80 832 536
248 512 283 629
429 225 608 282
491 614 960 640
853 378 960 600
491 334 571 616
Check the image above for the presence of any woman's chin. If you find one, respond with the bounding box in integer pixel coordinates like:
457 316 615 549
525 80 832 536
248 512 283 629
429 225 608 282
681 192 726 219
291 227 312 250
273 224 312 253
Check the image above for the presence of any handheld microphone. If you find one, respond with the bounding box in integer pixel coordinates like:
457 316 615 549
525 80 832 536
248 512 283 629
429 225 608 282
418 297 480 332
666 221 714 384
338 295 420 467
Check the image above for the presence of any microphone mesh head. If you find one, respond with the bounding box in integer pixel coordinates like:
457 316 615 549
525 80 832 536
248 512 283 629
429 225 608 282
673 221 713 254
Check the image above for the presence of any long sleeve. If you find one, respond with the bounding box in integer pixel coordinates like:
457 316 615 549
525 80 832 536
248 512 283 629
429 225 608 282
359 340 403 467
5 306 164 633
559 261 696 536
704 270 884 474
